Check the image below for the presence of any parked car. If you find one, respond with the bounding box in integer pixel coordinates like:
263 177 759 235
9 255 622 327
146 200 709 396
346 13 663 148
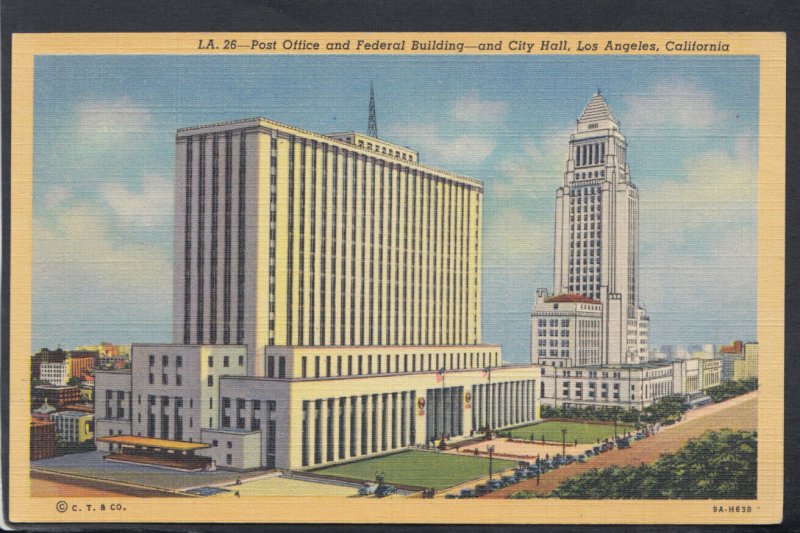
577 454 587 463
375 484 396 498
564 455 576 464
358 483 378 496
616 438 631 449
592 446 602 454
513 468 529 479
501 475 516 486
487 480 504 490
475 484 491 496
518 461 531 469
444 493 459 499
459 488 477 498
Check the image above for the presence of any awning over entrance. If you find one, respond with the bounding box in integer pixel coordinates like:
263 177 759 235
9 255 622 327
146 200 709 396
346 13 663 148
96 435 210 451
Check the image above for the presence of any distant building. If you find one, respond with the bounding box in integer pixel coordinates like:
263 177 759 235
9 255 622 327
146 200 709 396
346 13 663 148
33 385 81 409
39 361 70 386
31 348 67 378
30 419 57 460
32 399 57 420
719 341 758 382
68 356 96 379
672 359 701 396
539 362 674 410
63 403 94 414
50 411 94 444
75 342 131 358
700 358 722 389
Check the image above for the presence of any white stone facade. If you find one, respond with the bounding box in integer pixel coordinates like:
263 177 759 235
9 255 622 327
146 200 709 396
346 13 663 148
40 362 69 386
551 92 648 365
531 289 603 368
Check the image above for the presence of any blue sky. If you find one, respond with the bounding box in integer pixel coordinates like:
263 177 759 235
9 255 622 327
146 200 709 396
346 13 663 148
32 55 759 361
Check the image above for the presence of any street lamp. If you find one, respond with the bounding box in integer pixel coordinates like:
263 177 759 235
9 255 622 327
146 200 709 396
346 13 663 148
561 427 567 458
614 416 618 441
536 453 541 486
487 445 495 480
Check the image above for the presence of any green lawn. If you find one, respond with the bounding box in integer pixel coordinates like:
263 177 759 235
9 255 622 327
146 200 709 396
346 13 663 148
506 420 634 444
311 450 518 490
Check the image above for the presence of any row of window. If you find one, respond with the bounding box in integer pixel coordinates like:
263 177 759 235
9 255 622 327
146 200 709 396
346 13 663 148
536 319 569 327
299 351 499 378
574 170 605 180
355 139 415 162
536 329 570 338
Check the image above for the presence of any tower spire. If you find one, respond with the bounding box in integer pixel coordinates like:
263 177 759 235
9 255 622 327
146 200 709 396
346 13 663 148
367 82 378 138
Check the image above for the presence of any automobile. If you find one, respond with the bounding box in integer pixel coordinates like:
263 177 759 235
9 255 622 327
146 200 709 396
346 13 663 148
584 449 594 457
358 483 378 496
501 475 517 486
487 479 504 490
375 484 396 498
635 432 645 441
577 454 587 463
616 438 631 449
592 446 602 454
459 489 477 498
444 493 459 499
475 484 491 496
518 461 531 469
513 468 529 479
564 455 576 464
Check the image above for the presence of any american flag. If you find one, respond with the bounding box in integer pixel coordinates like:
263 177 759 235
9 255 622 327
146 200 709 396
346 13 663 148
482 367 490 379
435 367 445 383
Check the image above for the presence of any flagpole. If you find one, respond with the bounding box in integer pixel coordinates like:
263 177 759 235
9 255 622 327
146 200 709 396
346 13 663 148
440 368 446 449
488 365 492 436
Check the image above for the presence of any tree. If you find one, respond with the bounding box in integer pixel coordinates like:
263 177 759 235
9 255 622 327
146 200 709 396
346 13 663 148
67 376 81 386
540 430 757 500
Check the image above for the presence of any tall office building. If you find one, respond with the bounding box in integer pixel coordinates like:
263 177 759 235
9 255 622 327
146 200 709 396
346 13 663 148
173 120 484 373
97 102 540 471
534 92 648 369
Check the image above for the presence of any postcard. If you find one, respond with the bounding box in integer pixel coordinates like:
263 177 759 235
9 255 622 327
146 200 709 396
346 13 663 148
6 31 784 526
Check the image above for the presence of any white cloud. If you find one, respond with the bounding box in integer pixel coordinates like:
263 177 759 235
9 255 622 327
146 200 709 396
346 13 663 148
75 98 153 137
492 132 570 201
43 185 72 209
34 205 171 289
383 122 497 167
100 173 173 228
621 79 731 129
452 95 509 125
640 141 757 238
483 207 551 268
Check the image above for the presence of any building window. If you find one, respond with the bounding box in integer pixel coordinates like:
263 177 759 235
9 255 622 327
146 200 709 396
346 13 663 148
267 356 275 378
223 356 230 368
238 355 244 366
176 375 182 386
226 454 232 465
302 357 307 378
149 373 154 384
162 374 168 385
149 354 155 366
207 375 213 386
208 356 213 367
278 357 286 378
162 355 168 367
213 440 218 447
